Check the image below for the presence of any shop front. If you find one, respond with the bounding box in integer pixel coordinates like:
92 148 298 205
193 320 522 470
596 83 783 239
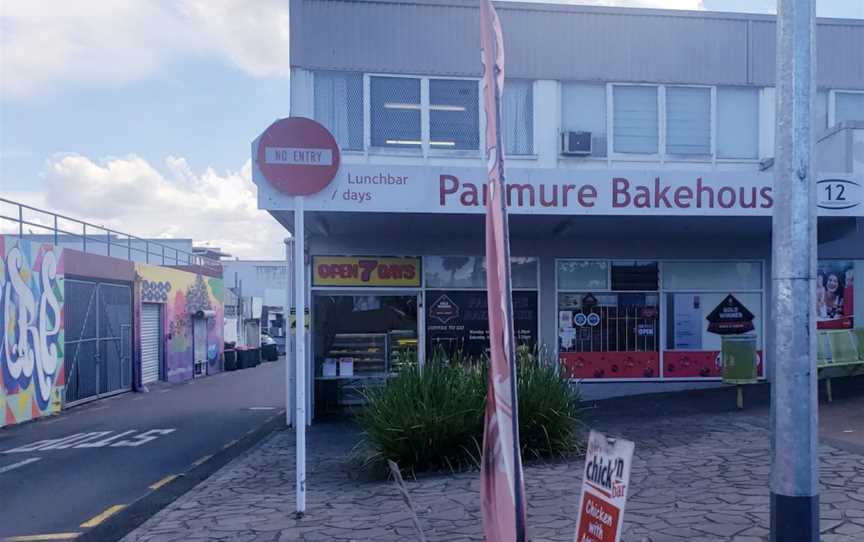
253 129 864 407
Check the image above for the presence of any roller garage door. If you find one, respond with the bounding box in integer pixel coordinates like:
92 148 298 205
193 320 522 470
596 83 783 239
141 303 162 385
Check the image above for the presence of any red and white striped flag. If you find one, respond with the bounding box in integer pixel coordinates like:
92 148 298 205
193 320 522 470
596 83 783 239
479 1 528 541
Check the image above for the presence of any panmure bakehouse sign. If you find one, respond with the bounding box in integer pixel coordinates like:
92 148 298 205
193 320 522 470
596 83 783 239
253 163 864 218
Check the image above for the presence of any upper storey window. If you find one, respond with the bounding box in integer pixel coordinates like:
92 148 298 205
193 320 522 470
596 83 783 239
833 90 864 125
603 83 758 160
369 75 479 151
313 71 364 151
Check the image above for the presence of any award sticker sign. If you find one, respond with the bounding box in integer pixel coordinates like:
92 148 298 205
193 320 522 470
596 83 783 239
574 430 635 542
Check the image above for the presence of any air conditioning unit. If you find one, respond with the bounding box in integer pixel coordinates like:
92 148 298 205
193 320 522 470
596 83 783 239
561 131 592 156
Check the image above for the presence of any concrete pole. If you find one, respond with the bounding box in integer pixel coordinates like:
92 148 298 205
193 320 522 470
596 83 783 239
771 0 818 540
293 198 307 516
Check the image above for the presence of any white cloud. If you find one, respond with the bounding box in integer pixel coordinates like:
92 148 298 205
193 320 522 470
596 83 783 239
0 0 289 99
12 153 287 259
181 0 290 79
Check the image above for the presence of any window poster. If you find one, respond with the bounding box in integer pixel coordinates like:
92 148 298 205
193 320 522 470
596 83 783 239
673 294 703 350
426 290 538 358
817 260 855 330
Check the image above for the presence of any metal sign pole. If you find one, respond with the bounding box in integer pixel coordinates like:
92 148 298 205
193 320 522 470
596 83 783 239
294 196 307 516
285 237 294 428
771 0 818 540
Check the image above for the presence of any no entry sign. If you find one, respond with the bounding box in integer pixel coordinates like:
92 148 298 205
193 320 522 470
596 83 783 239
256 117 340 195
574 430 635 542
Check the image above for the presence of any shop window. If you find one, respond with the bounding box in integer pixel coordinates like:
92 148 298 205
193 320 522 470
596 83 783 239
558 292 660 379
665 292 763 378
835 91 864 124
662 261 762 291
665 86 711 156
426 290 538 359
430 79 479 150
717 87 759 159
424 256 538 289
562 82 607 156
613 85 658 154
503 80 534 155
313 295 418 413
556 260 608 291
661 260 764 379
313 71 364 151
370 76 422 148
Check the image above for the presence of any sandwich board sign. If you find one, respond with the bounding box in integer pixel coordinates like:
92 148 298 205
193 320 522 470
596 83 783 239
574 430 635 542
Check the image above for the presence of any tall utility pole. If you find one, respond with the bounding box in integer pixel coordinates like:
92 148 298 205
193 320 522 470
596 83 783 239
771 0 818 540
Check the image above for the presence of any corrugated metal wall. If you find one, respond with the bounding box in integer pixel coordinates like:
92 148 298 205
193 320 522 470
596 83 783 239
290 0 864 89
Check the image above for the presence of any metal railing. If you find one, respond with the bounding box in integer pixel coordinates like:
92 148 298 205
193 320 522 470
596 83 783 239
0 198 221 272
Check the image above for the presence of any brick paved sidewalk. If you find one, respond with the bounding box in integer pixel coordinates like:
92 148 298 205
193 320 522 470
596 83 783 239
121 410 864 542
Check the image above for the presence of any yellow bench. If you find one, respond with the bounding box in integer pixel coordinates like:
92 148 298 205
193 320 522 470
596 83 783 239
816 328 864 402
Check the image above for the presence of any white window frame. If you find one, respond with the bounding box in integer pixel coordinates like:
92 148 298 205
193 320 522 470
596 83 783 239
365 73 484 158
608 83 724 163
828 89 864 127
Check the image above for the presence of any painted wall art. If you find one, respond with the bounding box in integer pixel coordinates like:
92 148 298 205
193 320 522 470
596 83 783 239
136 264 224 383
1 237 65 427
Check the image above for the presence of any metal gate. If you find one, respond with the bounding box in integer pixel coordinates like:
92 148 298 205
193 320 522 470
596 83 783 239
64 280 133 405
141 303 162 385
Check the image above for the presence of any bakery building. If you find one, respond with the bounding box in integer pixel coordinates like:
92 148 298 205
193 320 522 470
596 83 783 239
254 0 864 416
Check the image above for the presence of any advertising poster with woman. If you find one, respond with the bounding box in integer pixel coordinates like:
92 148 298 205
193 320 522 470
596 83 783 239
817 261 854 329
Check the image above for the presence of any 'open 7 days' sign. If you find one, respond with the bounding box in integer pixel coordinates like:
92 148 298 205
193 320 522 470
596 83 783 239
574 430 635 542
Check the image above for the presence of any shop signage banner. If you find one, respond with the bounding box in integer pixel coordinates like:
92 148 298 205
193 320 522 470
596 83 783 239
311 256 421 287
254 165 864 218
574 430 635 542
426 290 537 357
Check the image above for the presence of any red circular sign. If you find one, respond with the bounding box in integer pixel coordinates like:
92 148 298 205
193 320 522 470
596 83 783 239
256 117 340 195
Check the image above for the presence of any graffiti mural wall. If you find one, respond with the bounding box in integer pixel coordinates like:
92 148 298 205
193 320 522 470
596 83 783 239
136 264 224 383
1 237 65 428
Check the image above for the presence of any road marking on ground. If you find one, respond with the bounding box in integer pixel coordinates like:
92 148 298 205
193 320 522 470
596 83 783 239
221 439 239 450
3 429 176 453
249 406 276 410
80 505 126 528
0 457 42 474
159 389 171 393
149 474 179 490
3 533 81 541
191 454 212 467
42 416 66 425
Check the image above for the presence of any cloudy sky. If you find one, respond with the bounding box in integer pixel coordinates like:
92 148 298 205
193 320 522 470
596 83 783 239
1 0 862 259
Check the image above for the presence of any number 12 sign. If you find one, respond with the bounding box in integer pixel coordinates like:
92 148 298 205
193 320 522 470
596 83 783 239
574 430 635 542
818 177 861 212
